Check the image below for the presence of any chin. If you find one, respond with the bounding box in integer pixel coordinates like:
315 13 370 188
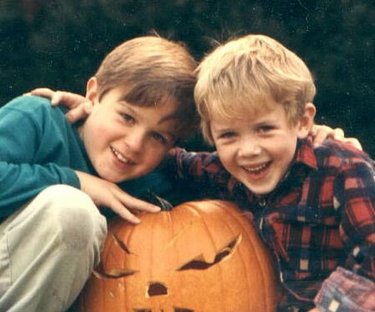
100 172 128 183
243 183 276 197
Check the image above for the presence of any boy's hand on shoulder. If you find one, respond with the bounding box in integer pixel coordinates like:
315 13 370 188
27 88 91 123
75 171 161 224
311 124 362 150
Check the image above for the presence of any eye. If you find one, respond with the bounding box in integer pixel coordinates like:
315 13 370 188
94 233 138 279
177 236 240 271
221 132 235 138
257 124 275 134
216 131 237 141
122 113 135 125
151 132 169 145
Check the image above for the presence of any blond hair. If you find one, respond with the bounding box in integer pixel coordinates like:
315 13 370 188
195 34 316 144
95 35 199 142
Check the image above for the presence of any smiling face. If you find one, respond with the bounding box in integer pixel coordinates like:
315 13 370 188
211 99 314 196
79 78 177 183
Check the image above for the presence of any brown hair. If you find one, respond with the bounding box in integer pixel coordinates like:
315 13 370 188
95 35 199 142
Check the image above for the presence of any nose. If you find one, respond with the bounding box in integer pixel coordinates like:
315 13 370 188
147 282 168 297
238 138 261 157
124 130 146 152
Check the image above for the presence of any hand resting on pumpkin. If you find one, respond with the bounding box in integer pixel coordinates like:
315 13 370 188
75 171 160 224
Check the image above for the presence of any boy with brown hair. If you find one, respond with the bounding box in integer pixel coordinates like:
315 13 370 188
167 34 374 311
0 35 199 311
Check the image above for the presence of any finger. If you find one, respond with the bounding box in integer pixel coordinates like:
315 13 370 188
52 90 84 108
120 193 161 213
26 88 55 98
344 138 363 151
29 87 54 95
310 124 318 137
83 99 93 114
51 91 65 106
312 130 330 146
331 127 345 140
111 204 141 224
65 102 92 123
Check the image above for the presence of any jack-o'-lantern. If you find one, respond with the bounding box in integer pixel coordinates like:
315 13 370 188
79 200 279 311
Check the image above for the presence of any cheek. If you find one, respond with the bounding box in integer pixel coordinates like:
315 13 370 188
83 116 105 138
271 138 297 163
142 146 169 167
216 145 236 168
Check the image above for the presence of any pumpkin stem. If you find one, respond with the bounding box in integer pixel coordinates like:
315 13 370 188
144 191 174 211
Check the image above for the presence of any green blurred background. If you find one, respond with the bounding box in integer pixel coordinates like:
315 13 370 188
0 0 374 155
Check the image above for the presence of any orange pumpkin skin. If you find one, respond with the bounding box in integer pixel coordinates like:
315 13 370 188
79 200 279 312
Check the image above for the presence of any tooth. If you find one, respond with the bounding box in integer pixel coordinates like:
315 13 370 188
246 163 267 172
112 147 129 163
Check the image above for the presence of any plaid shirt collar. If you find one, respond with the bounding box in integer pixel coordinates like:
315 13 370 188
294 137 318 170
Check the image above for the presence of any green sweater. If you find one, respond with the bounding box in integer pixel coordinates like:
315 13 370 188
0 95 173 217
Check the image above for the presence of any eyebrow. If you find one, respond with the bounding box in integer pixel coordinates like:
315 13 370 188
124 103 178 141
122 102 177 123
158 113 179 125
211 123 233 132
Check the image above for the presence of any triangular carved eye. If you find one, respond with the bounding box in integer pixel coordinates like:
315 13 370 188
177 235 241 271
93 233 137 279
112 232 132 254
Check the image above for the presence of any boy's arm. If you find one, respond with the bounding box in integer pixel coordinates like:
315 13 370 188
165 147 222 186
314 157 375 311
0 96 159 223
0 98 80 216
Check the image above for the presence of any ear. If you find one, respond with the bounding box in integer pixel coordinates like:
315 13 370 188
296 102 316 139
85 77 99 103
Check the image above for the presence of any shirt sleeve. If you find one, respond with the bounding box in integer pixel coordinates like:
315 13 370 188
166 147 225 183
314 156 375 311
314 267 375 312
0 97 80 216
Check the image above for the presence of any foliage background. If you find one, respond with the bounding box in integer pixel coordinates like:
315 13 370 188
0 0 374 155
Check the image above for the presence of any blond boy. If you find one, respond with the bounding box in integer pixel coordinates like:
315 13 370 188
166 34 374 311
0 35 198 311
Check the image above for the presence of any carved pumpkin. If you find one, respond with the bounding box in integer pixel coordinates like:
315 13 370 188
79 200 279 311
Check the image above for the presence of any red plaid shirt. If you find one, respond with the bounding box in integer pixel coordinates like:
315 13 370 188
166 138 375 311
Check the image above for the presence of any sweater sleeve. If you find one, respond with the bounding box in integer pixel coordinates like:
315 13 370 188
0 96 80 217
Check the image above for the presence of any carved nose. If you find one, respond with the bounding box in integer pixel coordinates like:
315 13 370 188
147 282 168 297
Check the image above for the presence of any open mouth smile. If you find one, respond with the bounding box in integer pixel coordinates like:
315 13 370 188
110 146 133 164
243 161 271 175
